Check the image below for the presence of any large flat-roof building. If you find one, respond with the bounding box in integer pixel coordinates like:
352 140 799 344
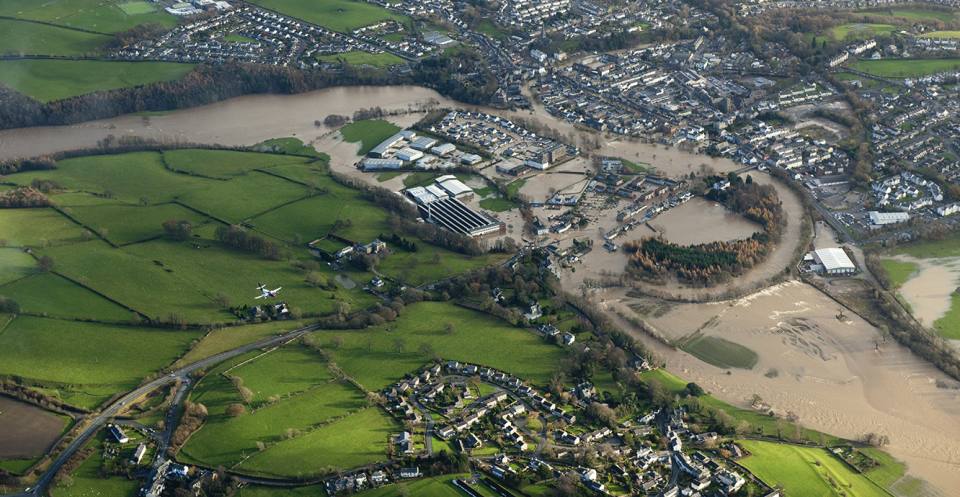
868 211 910 226
811 247 856 275
435 175 473 199
420 197 503 238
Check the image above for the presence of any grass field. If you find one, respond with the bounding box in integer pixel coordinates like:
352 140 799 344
851 58 960 78
162 149 311 179
933 293 960 340
890 234 960 259
923 31 960 39
0 0 177 33
680 335 758 369
738 440 890 497
224 33 258 43
0 208 87 247
236 407 398 477
356 474 471 496
478 196 518 212
856 7 959 23
250 0 409 32
831 23 896 40
879 259 918 289
0 316 196 408
328 301 565 391
0 248 36 286
238 485 325 497
174 320 311 367
178 171 310 222
317 50 405 67
0 272 133 322
231 347 332 402
181 379 366 468
64 202 211 245
0 18 110 56
340 119 402 155
0 59 195 102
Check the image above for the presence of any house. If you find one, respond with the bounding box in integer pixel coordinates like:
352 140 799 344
524 302 542 320
108 425 129 444
131 443 147 464
371 277 385 288
399 467 421 479
561 332 576 345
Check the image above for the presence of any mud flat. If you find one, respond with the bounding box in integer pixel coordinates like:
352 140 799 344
0 396 66 459
648 197 761 246
604 280 960 494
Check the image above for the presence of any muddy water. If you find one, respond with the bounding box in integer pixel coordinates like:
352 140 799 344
893 254 960 326
648 197 760 246
608 280 960 495
0 84 740 180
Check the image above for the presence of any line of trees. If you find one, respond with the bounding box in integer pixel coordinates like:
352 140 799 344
0 186 51 207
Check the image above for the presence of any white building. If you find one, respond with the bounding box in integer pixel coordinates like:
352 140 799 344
811 247 856 275
868 211 910 226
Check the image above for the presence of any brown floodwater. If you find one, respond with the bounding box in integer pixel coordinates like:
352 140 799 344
647 197 760 245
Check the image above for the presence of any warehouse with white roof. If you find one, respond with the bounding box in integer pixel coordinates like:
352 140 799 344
809 247 856 275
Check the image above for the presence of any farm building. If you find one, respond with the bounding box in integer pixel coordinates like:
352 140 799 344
109 425 129 444
808 247 856 275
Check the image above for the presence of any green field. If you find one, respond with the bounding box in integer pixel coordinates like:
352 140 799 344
317 50 405 67
739 440 891 497
64 202 212 245
0 272 134 321
879 259 918 289
0 0 177 33
236 407 398 477
178 171 310 222
923 30 960 39
831 23 896 41
0 248 36 286
327 301 565 391
680 335 759 369
0 19 110 56
851 58 960 78
0 316 196 408
0 59 195 102
250 0 409 32
0 208 87 247
224 33 258 43
117 1 157 15
355 474 471 497
340 119 402 155
162 149 312 179
933 293 960 340
174 320 312 367
478 196 518 212
856 7 959 23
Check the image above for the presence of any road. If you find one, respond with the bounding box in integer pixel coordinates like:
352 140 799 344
2 323 324 497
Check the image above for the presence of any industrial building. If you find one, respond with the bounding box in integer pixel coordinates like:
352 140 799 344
419 197 503 238
868 211 910 226
808 247 856 275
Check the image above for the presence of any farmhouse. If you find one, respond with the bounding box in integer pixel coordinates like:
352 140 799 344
109 425 129 444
